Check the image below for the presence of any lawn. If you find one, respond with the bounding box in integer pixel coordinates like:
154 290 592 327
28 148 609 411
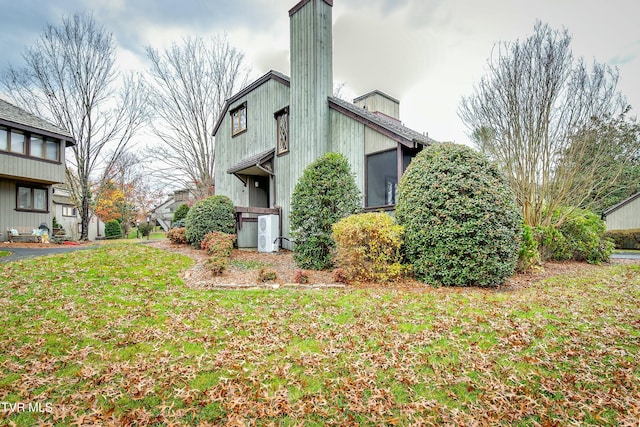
0 244 638 426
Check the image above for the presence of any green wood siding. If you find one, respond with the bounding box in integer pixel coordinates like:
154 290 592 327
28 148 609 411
606 196 640 230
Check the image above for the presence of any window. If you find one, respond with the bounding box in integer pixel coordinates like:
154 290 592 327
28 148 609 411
231 103 247 136
31 135 44 157
62 206 77 217
45 139 60 161
366 149 397 207
17 185 48 212
0 127 7 151
10 130 25 154
275 107 289 155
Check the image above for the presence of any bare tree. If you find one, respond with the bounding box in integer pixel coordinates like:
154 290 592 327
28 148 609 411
2 13 147 240
145 35 250 199
459 22 636 226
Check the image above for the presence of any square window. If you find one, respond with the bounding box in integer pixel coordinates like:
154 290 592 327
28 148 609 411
18 187 31 209
16 186 48 212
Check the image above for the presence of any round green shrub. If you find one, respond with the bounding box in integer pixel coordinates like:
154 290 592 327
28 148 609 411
290 152 362 270
517 223 541 272
396 143 522 287
185 195 236 248
173 203 190 222
104 219 123 239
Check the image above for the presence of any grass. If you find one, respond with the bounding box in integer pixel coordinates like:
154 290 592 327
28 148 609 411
0 250 9 258
0 244 638 425
614 248 640 254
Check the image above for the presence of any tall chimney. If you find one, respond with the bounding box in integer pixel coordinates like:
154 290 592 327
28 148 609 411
288 0 333 165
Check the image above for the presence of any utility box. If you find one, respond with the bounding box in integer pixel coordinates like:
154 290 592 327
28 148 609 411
257 214 279 252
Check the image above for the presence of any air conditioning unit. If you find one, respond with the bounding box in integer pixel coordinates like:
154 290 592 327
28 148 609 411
257 214 279 252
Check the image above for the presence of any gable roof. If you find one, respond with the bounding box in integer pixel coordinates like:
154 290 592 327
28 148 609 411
603 192 640 216
212 70 290 136
328 96 435 148
0 98 75 146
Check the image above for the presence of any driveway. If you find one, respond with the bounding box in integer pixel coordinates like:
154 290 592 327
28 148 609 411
0 245 99 263
610 252 640 260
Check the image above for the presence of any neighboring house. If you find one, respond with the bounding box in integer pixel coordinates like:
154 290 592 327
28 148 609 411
0 99 75 242
52 183 105 240
213 0 436 249
603 192 640 231
153 188 194 231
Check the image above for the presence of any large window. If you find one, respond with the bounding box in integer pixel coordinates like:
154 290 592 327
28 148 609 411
0 126 60 161
366 149 397 207
17 185 48 212
275 107 289 155
231 103 247 136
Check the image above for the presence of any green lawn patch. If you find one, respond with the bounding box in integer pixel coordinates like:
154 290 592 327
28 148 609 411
0 245 638 426
0 250 9 258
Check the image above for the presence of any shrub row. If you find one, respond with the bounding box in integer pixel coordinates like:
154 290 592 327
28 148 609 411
604 228 640 250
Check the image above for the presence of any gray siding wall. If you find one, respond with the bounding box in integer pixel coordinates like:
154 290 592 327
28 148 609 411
0 178 52 242
606 196 640 230
330 109 365 197
214 79 290 210
0 151 66 184
364 127 397 155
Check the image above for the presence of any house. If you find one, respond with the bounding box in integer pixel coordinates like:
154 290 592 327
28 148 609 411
153 188 194 231
213 0 435 249
52 183 106 240
603 192 640 231
0 98 75 242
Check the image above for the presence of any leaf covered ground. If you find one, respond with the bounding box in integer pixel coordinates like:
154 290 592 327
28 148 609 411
0 244 638 426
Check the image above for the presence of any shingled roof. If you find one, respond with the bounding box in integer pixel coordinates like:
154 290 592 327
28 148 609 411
328 96 435 148
0 98 75 145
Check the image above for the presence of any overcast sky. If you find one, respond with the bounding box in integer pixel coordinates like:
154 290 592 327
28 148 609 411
1 0 639 146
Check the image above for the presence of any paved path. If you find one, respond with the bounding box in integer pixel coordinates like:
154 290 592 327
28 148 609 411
611 252 640 260
0 245 99 263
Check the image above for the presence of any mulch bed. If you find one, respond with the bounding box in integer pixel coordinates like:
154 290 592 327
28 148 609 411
149 240 639 291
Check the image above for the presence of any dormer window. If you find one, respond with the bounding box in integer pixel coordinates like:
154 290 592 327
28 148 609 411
275 106 289 155
230 102 247 136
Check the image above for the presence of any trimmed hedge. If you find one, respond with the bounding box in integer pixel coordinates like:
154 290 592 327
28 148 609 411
604 228 640 249
104 220 123 239
290 152 362 270
396 143 522 287
185 195 236 248
173 204 190 222
332 212 406 283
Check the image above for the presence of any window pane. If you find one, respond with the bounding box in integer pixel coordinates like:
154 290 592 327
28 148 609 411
0 127 7 151
10 131 25 154
366 150 397 207
45 139 59 160
240 108 247 129
31 135 44 157
18 187 31 209
34 188 47 210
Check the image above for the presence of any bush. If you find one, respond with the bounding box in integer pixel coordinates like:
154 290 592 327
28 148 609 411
396 143 522 287
205 256 228 275
167 227 187 244
104 220 123 239
294 270 310 284
603 229 640 250
537 207 613 264
257 268 278 283
201 232 236 256
138 223 152 237
173 204 190 222
185 195 236 248
332 268 349 284
517 224 541 272
333 212 406 283
290 152 362 270
171 219 186 229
